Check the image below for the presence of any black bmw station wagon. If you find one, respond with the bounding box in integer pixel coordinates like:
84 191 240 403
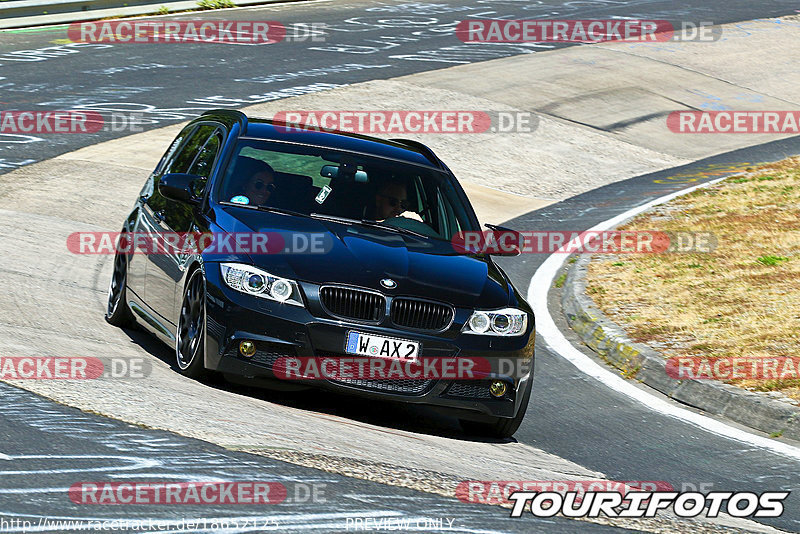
106 109 534 438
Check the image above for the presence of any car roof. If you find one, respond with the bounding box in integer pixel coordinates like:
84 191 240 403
200 110 444 170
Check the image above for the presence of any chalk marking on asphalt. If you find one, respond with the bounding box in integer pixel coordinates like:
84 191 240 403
0 454 160 475
528 176 800 462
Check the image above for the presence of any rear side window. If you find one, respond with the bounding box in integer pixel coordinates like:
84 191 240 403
189 129 223 179
167 124 218 175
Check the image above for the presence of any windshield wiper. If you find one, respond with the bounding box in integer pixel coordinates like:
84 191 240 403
254 205 310 218
360 220 430 239
222 202 309 219
309 213 430 239
308 213 360 225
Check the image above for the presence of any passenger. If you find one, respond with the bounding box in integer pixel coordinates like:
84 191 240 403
242 165 276 206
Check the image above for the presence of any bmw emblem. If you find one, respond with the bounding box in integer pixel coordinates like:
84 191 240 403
380 278 397 289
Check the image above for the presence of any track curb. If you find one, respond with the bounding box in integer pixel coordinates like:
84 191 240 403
0 0 304 30
561 242 800 442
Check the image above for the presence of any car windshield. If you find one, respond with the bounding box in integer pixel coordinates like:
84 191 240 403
215 139 479 241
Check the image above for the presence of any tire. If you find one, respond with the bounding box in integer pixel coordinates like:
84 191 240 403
176 268 208 379
460 376 533 439
105 243 135 328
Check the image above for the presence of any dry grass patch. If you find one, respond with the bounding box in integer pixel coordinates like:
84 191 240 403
586 157 800 399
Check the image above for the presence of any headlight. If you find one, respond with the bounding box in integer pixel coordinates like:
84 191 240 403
463 308 527 336
220 263 304 307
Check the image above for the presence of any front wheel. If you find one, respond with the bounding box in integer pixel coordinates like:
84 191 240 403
176 269 208 379
105 244 135 327
460 377 533 439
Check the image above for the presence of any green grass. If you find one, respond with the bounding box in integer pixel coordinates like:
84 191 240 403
4 25 69 33
554 273 567 288
756 255 790 266
196 0 235 9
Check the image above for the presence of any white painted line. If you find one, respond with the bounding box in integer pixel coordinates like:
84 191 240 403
0 510 504 534
0 452 12 460
528 177 800 461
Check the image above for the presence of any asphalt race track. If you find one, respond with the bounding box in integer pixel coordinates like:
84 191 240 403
2 382 629 533
1 0 799 170
2 0 800 533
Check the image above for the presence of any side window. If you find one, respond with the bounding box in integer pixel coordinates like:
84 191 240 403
154 125 195 176
166 124 217 175
413 175 429 220
435 183 466 240
436 191 448 235
147 124 219 214
187 129 223 190
141 125 195 199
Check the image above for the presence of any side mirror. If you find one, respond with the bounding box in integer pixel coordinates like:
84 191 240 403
452 225 522 256
484 224 522 256
159 173 202 204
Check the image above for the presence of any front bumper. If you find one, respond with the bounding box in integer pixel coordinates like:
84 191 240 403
203 265 535 420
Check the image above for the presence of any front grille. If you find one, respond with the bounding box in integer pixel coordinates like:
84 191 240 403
320 286 385 322
331 377 435 395
318 351 435 395
446 380 492 399
391 298 453 331
207 316 226 341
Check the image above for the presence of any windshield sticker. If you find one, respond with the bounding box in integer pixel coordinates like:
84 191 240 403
315 185 332 204
230 195 250 205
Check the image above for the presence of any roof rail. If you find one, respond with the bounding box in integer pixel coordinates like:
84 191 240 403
201 109 248 129
389 138 445 170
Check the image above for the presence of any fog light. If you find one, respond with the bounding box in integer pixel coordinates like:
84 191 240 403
489 380 507 398
239 340 256 357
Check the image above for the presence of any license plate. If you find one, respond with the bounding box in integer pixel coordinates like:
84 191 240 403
345 331 420 362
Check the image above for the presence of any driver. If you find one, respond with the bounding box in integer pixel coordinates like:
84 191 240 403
373 179 410 221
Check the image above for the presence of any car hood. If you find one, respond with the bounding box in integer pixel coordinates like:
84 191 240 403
213 206 511 308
